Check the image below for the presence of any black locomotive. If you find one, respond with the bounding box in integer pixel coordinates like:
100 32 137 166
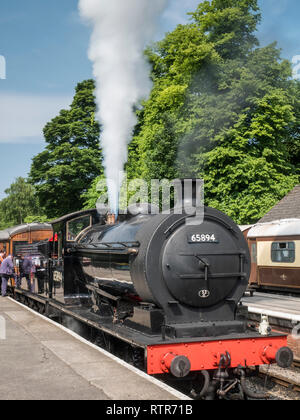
12 181 293 399
74 206 250 339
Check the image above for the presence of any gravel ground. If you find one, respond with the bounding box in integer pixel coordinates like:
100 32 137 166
248 374 300 400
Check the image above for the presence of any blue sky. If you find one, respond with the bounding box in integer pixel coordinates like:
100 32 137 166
0 0 299 199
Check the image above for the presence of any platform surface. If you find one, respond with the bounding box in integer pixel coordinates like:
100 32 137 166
242 292 300 320
242 292 300 360
0 297 187 401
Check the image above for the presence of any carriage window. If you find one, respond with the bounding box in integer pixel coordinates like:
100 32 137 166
67 215 91 241
271 242 295 263
251 243 257 264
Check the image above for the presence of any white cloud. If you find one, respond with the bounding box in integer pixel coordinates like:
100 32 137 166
0 92 71 143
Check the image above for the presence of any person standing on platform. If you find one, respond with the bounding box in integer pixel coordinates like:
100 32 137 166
35 259 45 294
0 251 5 291
15 254 23 289
23 255 34 293
0 255 14 297
0 251 5 264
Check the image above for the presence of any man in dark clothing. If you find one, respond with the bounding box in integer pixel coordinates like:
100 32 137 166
23 255 34 293
0 255 14 296
35 259 46 294
15 255 24 288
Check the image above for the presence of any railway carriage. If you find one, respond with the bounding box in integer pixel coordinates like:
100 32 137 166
247 219 300 293
0 223 53 256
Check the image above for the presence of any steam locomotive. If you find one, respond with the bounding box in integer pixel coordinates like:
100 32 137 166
13 181 293 400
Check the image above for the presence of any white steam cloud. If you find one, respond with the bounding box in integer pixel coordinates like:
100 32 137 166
79 0 168 213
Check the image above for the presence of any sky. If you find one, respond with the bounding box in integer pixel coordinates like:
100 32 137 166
0 0 300 199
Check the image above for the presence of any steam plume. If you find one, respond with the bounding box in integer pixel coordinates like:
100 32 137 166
79 0 168 214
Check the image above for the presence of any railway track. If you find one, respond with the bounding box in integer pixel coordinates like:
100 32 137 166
246 362 300 400
293 359 300 369
260 364 300 393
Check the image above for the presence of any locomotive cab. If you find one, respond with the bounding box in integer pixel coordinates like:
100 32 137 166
47 209 102 304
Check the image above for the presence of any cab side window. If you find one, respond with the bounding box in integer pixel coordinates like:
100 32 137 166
271 242 295 263
67 215 92 242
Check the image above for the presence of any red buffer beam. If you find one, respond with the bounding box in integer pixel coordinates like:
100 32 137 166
147 336 290 376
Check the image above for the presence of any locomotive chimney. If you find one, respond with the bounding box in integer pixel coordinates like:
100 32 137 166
106 213 116 225
174 179 204 211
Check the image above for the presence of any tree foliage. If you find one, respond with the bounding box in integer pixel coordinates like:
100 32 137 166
124 0 299 224
24 1 300 224
29 80 103 219
0 177 44 229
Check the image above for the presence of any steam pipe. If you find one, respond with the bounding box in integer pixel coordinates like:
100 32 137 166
190 370 210 399
239 369 267 400
205 379 218 400
106 214 116 225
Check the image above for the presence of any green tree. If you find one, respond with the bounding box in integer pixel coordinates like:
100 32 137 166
0 177 44 228
202 89 299 223
285 81 300 173
81 175 104 209
126 0 299 223
30 80 103 219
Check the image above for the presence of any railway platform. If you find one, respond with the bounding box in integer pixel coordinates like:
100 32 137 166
0 297 189 401
242 292 300 359
242 292 300 324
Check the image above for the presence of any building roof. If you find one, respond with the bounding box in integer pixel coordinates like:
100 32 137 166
239 225 254 232
0 223 52 242
248 219 300 238
259 185 300 223
0 230 10 242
